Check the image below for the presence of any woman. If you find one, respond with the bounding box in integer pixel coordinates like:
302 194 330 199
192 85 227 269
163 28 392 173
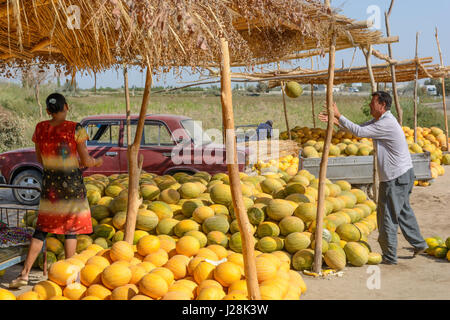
9 93 103 288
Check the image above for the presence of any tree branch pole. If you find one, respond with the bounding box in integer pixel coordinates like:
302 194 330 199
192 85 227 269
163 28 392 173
311 57 316 128
435 27 449 151
313 29 336 274
280 82 292 140
219 38 260 300
124 66 132 147
123 65 152 244
413 32 419 143
363 45 379 202
385 0 403 125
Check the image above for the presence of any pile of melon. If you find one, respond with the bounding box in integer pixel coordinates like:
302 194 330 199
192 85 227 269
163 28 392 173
252 155 299 175
12 168 382 300
279 125 449 187
425 236 450 261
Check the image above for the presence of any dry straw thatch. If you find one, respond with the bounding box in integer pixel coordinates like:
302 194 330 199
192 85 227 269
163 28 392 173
0 0 387 76
227 57 450 86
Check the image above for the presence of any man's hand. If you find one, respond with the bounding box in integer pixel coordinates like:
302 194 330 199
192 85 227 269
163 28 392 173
94 157 104 167
318 102 341 126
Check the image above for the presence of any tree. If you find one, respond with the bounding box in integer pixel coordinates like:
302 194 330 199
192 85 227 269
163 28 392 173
256 81 269 93
21 66 52 118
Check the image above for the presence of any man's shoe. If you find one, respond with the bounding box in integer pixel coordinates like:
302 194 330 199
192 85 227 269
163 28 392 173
380 257 397 265
412 247 427 257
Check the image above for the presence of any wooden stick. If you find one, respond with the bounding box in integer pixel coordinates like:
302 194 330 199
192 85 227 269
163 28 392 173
413 32 419 143
281 82 292 140
123 66 152 244
219 38 260 300
124 66 132 147
311 57 316 128
363 45 379 202
435 27 449 151
313 28 336 274
385 1 403 125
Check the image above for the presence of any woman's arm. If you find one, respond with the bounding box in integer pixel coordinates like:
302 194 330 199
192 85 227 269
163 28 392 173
76 142 103 168
35 143 43 165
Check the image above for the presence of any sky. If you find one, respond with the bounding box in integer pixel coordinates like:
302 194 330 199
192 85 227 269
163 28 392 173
3 0 450 89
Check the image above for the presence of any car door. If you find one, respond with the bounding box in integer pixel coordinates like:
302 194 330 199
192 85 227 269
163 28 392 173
82 120 122 176
120 120 176 175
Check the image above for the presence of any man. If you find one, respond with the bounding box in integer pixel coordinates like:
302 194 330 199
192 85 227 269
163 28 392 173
256 120 273 140
319 91 427 265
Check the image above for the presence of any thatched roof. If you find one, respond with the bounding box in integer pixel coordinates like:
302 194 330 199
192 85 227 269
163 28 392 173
225 57 450 86
0 0 390 76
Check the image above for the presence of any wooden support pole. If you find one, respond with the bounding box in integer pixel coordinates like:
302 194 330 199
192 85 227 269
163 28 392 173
311 57 316 128
123 66 152 244
413 32 419 143
124 67 132 147
281 82 292 140
313 29 336 274
385 0 403 125
219 38 260 300
363 45 379 202
435 27 449 151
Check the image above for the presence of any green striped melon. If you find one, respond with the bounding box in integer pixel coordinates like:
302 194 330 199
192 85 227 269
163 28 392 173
344 242 369 267
324 248 346 270
336 223 362 242
294 203 317 223
158 189 180 204
256 222 280 238
185 230 208 248
284 183 306 196
260 178 284 195
266 199 295 221
284 232 311 254
181 199 204 218
278 216 305 236
174 219 200 238
156 218 179 236
350 189 367 204
91 205 111 221
140 185 160 201
257 237 278 253
46 237 64 255
210 184 233 206
135 209 159 232
147 201 173 220
206 231 228 247
367 252 382 265
229 232 243 253
247 204 266 225
202 215 230 234
291 249 314 271
179 182 202 199
112 211 127 230
94 224 115 240
284 193 311 203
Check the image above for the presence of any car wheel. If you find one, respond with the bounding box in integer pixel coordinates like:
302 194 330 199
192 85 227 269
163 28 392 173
12 169 42 206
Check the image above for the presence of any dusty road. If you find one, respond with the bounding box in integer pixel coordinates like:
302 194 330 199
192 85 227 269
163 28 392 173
1 169 449 299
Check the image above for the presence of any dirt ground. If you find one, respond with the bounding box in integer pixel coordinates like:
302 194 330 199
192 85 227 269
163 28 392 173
1 169 449 300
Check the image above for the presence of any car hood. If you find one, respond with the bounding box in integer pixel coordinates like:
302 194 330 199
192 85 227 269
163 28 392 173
1 147 35 156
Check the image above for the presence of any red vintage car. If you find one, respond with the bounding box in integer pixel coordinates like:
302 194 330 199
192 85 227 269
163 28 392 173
0 114 248 205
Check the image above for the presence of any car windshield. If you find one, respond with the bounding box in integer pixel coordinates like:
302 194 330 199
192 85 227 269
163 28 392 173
180 119 212 146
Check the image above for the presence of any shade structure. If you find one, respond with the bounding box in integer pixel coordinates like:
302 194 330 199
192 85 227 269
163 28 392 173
0 0 391 76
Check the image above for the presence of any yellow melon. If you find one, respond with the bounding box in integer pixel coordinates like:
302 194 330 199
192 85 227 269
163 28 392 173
193 261 216 284
139 273 169 299
33 280 62 300
80 264 103 287
207 244 228 260
130 294 153 300
214 262 242 287
110 241 134 262
197 286 226 300
137 261 157 273
150 267 175 286
101 263 132 290
86 284 112 300
164 255 190 280
143 248 169 267
128 265 147 285
255 256 278 283
0 288 16 300
48 260 80 286
17 291 42 300
176 236 201 257
111 284 139 300
162 291 192 300
137 235 161 256
82 295 102 300
196 248 219 261
63 282 87 300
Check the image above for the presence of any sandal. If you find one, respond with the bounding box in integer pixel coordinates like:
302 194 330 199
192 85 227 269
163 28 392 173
9 276 29 289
